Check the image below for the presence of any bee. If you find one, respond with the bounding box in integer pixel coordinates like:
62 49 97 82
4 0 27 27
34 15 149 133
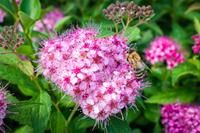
127 48 148 80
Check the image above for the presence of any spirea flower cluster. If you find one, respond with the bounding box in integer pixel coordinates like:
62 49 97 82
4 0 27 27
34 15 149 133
0 89 7 127
39 27 143 121
145 36 185 69
0 9 6 23
35 9 64 32
192 34 200 54
161 103 200 133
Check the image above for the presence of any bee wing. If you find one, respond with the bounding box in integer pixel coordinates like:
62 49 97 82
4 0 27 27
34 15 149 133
141 61 152 72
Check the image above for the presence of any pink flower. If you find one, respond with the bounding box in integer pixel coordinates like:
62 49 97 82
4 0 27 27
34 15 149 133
161 103 200 133
0 9 6 23
16 0 21 5
0 88 7 133
192 34 200 54
34 9 64 32
145 36 185 69
39 27 144 121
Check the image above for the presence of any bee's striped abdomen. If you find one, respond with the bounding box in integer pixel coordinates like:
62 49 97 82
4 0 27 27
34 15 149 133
134 67 146 80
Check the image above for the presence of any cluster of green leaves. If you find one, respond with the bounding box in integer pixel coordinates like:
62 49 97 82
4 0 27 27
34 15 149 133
0 0 200 133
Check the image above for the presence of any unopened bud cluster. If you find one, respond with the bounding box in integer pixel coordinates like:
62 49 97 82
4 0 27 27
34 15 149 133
0 26 24 51
103 1 153 23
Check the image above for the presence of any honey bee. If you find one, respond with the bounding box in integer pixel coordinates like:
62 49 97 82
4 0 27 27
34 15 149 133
127 48 148 80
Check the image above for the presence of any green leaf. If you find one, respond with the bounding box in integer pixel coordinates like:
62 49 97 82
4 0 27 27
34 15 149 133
184 11 200 21
185 3 200 14
194 17 200 34
172 62 200 86
123 27 141 43
6 92 19 103
171 23 188 46
16 45 35 58
96 30 115 38
8 101 42 121
0 64 37 96
144 23 163 35
50 83 75 107
55 16 72 31
30 91 52 133
9 91 52 133
188 58 200 70
0 47 34 77
50 110 66 133
17 61 34 77
151 67 170 81
107 118 132 133
144 105 160 123
0 0 16 18
30 30 48 40
146 89 197 104
153 122 162 133
14 125 34 133
67 116 94 133
132 128 142 133
20 0 41 20
126 109 140 123
18 11 35 32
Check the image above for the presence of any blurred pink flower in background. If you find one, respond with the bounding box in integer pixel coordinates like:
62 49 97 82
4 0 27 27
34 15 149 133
161 103 200 133
39 27 144 121
192 34 200 54
15 0 21 4
0 88 7 133
34 9 64 32
145 36 185 69
0 9 6 23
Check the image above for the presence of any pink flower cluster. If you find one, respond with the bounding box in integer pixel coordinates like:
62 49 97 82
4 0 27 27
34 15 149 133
0 89 7 129
192 34 200 54
0 9 6 23
16 0 21 5
161 103 200 133
35 9 64 32
39 28 143 121
145 36 185 69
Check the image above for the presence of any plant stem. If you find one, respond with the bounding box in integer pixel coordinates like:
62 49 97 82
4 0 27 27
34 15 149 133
55 94 66 107
66 104 79 127
41 19 51 37
124 16 130 31
115 23 118 33
133 19 146 28
52 101 60 112
121 19 126 28
0 52 16 54
33 77 42 91
12 0 33 49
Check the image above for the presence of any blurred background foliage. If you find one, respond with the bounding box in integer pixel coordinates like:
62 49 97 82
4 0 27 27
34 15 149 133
0 0 200 133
